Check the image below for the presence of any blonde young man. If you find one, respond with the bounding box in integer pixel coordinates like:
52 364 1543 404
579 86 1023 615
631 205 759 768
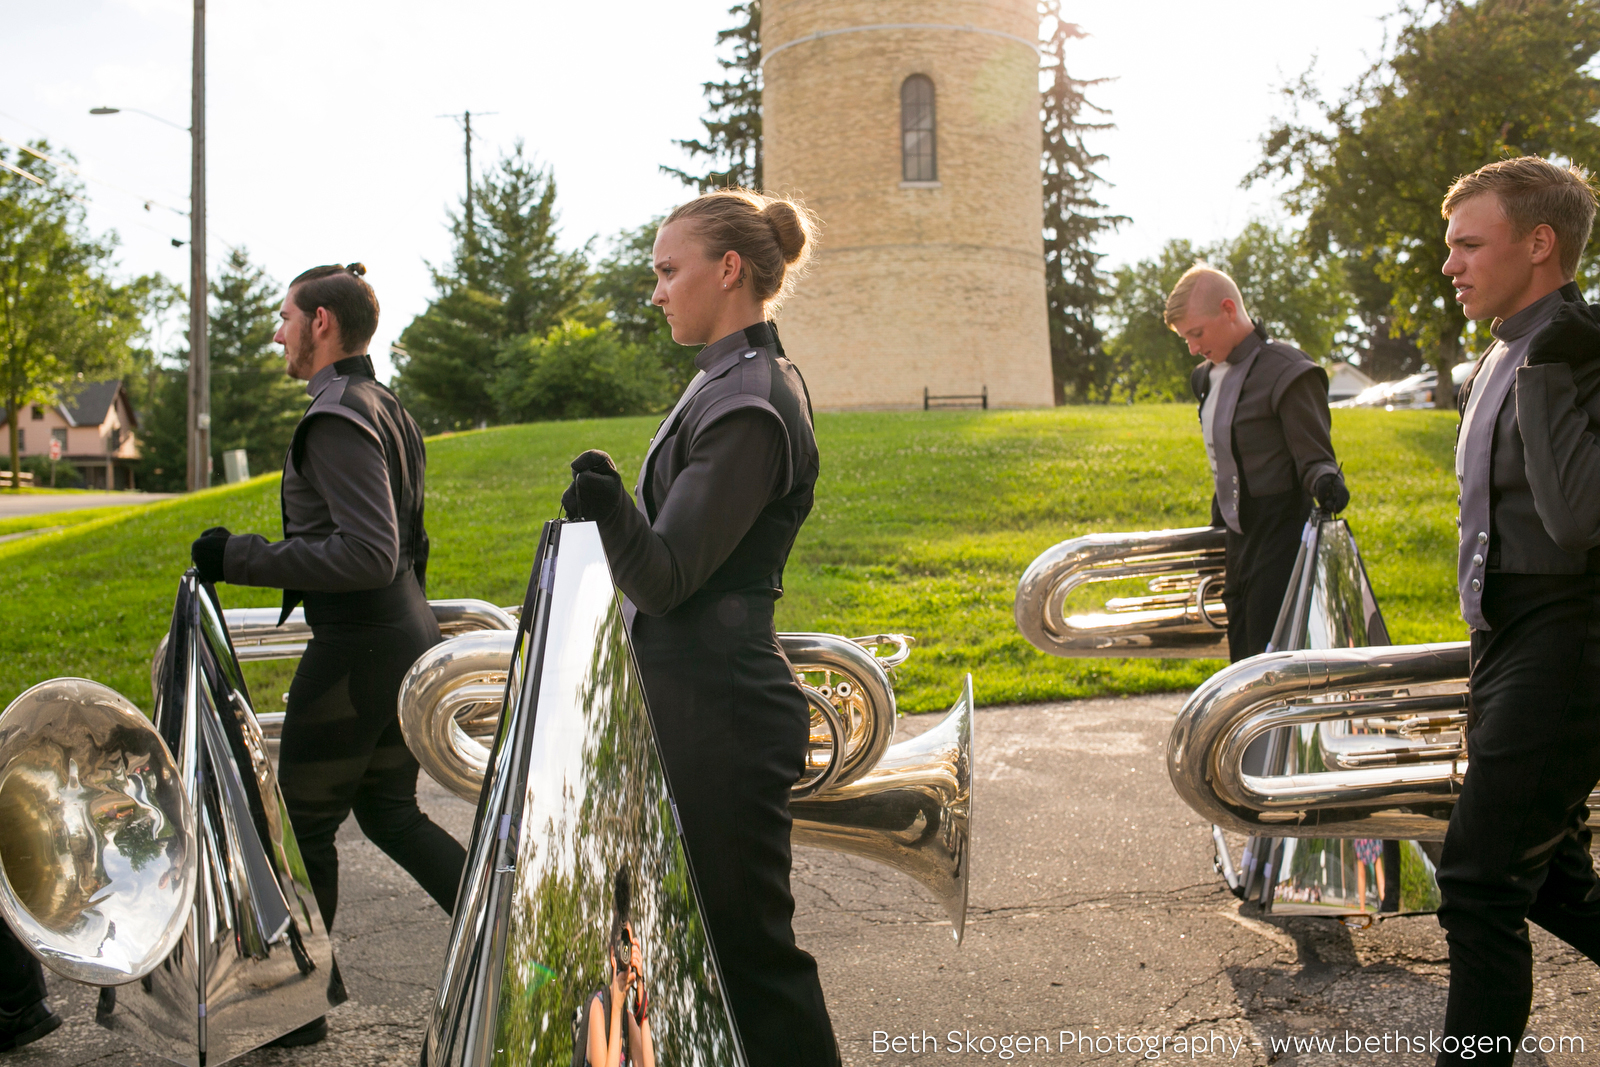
1165 266 1348 660
1435 156 1600 1067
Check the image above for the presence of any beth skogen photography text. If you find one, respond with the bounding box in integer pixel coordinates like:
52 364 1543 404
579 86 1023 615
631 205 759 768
4 0 1600 1065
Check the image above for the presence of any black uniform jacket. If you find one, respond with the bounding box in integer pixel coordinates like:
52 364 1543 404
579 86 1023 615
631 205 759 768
1456 282 1600 572
595 321 819 619
223 354 430 624
1190 330 1339 533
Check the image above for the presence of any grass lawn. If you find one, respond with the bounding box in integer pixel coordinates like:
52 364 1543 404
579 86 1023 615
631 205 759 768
0 505 147 538
0 405 1462 714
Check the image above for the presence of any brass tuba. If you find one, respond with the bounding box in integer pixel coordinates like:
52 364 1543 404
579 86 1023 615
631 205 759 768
1014 526 1228 658
198 592 974 942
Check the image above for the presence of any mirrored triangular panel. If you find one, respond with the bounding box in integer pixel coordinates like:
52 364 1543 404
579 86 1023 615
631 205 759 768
422 520 744 1067
96 573 345 1067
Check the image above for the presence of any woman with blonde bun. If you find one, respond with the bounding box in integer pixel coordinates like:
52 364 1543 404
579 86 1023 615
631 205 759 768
560 189 838 1066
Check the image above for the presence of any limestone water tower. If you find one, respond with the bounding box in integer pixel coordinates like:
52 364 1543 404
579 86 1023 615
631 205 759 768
763 0 1055 409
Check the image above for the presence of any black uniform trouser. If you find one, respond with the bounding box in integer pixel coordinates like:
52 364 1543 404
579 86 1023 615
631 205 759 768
1222 487 1310 661
633 591 841 1067
1435 573 1600 1067
279 588 467 932
0 924 45 1013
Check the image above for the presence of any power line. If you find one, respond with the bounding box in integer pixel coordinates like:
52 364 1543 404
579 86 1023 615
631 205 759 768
0 133 188 217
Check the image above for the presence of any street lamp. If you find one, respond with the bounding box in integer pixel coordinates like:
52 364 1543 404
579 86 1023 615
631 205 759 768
89 0 208 492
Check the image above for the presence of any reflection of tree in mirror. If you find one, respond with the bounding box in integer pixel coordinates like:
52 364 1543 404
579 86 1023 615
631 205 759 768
111 816 163 874
491 602 736 1065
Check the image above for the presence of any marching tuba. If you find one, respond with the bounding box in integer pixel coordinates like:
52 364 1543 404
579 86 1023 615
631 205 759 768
416 520 974 1065
1014 526 1228 658
198 587 974 943
0 574 343 1066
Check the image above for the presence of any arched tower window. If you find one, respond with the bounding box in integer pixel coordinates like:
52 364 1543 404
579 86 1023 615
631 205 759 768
901 75 936 182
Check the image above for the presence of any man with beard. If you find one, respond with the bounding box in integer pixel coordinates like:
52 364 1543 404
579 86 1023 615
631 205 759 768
188 263 466 1047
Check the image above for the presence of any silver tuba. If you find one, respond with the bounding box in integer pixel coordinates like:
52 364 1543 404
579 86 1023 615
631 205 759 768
396 626 972 943
2 574 343 1066
1169 643 1600 840
423 520 751 1065
203 594 974 942
1015 526 1228 657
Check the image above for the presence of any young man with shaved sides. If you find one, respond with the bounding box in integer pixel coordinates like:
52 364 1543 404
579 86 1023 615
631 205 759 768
1434 156 1600 1067
1165 267 1349 661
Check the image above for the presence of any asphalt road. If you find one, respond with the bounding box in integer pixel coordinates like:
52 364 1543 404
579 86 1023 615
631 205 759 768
0 492 176 517
12 694 1597 1066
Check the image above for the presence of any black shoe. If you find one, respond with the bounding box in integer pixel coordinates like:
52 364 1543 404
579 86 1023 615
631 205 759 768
0 1001 61 1053
267 1015 327 1048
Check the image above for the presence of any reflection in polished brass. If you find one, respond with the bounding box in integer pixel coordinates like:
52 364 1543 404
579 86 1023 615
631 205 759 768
192 572 974 943
1014 526 1228 658
0 679 195 986
99 574 342 1066
422 521 743 1067
793 674 973 941
393 628 972 941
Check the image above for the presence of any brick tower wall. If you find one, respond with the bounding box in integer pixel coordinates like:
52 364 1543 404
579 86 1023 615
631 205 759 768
763 0 1055 410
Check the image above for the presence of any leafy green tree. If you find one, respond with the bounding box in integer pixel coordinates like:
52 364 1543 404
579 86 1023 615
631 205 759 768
1103 240 1202 402
1251 0 1600 405
396 143 590 431
662 2 763 191
491 321 669 423
1039 3 1127 403
0 141 143 487
1103 222 1351 401
589 221 695 392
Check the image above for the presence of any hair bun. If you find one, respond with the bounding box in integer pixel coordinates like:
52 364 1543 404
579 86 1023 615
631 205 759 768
345 262 367 276
761 201 808 264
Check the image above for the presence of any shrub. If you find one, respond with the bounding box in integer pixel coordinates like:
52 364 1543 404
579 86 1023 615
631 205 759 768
491 321 671 423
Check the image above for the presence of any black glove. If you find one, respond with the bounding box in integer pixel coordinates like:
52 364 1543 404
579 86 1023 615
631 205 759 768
191 526 232 584
560 450 624 522
1527 300 1600 404
1313 473 1350 515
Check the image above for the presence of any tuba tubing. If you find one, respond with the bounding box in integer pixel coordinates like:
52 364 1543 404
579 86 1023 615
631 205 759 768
1015 526 1228 658
1168 641 1600 840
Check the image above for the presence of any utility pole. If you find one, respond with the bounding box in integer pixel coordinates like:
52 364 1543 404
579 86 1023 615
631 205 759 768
188 0 209 492
438 111 495 254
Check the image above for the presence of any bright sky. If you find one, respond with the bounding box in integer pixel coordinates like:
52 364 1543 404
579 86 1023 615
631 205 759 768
5 0 1403 383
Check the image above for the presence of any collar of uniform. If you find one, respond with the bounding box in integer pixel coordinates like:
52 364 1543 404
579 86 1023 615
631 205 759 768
694 324 764 374
305 354 374 397
1223 330 1264 366
1491 286 1569 342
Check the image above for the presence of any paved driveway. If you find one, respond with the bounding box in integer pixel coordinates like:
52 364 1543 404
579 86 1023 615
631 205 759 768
0 492 176 517
12 695 1597 1066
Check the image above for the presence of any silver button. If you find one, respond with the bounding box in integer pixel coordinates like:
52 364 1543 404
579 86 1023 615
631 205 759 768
1471 578 1481 592
1473 554 1483 567
1477 531 1487 544
1232 475 1239 484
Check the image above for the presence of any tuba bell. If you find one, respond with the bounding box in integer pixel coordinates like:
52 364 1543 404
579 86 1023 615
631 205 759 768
1015 526 1228 658
2 574 343 1066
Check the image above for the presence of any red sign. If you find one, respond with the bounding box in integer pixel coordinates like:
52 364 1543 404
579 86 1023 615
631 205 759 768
49 437 61 462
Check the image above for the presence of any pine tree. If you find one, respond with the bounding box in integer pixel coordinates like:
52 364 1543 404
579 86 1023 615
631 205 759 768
662 2 763 191
136 250 304 489
396 143 590 431
1039 3 1126 404
208 248 303 480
